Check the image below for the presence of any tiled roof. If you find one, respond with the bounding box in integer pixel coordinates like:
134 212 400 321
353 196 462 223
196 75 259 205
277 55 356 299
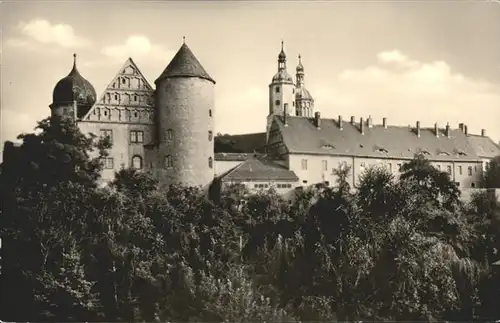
155 43 215 84
220 157 299 182
215 132 267 154
466 134 500 158
214 152 263 161
274 115 481 162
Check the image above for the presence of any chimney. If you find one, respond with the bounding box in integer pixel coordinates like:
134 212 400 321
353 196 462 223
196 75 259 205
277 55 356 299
434 123 439 138
314 111 321 129
360 117 365 135
283 103 288 127
367 115 373 128
464 125 468 136
416 121 421 137
350 116 355 125
482 129 486 137
338 115 343 130
445 122 450 138
458 123 464 132
382 117 387 129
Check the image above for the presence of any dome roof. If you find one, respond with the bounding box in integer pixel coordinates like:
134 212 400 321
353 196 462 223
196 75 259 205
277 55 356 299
272 70 294 84
296 87 313 100
52 54 96 117
155 42 215 84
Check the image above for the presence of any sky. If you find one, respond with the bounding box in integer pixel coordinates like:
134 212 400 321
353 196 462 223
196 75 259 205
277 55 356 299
1 0 500 157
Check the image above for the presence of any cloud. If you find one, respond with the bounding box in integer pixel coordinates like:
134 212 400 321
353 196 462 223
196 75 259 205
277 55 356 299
8 19 92 49
313 49 500 139
100 35 174 63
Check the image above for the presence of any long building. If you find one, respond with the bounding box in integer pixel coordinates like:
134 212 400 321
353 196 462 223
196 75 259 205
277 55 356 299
3 40 500 194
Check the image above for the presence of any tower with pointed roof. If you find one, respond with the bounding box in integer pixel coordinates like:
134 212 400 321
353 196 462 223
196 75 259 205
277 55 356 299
50 54 97 120
295 54 314 117
152 40 216 187
267 41 296 141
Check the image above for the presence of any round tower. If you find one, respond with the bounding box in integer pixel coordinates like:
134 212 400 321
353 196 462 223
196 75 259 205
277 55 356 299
50 53 96 120
154 41 215 188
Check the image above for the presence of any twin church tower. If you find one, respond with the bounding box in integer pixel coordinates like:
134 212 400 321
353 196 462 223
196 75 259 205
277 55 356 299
47 40 312 187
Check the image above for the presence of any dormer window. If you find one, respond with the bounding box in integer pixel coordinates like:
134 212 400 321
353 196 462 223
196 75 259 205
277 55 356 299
438 151 450 156
421 150 431 156
377 148 388 153
321 144 335 149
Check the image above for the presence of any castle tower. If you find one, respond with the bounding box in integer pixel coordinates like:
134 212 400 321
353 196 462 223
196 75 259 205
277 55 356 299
50 54 96 120
267 41 295 140
295 54 314 117
154 40 215 188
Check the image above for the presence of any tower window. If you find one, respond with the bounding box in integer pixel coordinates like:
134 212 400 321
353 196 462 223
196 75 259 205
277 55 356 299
208 157 213 168
166 129 173 140
122 78 126 84
208 130 213 141
165 155 174 168
275 87 280 93
133 95 137 101
209 109 212 117
132 155 143 170
115 94 118 100
275 99 280 106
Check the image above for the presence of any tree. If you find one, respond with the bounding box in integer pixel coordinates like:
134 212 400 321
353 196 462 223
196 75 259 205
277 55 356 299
484 155 500 188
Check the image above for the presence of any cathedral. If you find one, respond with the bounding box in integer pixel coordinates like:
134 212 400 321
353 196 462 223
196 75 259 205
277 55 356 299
3 40 500 194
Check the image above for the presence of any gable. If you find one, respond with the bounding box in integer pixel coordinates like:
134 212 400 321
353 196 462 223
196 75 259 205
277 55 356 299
81 58 155 124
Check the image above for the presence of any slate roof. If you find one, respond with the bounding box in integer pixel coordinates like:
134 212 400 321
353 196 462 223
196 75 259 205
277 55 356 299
220 157 299 182
155 43 215 84
273 115 482 162
466 134 500 158
215 152 262 162
215 132 267 154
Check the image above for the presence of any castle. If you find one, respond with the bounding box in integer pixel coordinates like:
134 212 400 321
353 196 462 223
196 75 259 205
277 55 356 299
3 40 500 194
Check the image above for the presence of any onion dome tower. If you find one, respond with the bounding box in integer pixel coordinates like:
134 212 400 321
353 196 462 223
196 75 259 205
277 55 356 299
154 38 216 188
295 54 314 117
267 41 296 140
50 53 96 120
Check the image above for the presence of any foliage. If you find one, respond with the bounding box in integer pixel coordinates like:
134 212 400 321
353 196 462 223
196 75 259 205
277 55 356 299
484 155 500 188
3 118 500 321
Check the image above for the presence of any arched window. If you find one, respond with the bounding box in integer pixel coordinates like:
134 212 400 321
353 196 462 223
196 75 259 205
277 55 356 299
208 130 213 141
131 155 142 170
275 99 280 106
166 129 173 140
208 157 213 169
165 155 174 168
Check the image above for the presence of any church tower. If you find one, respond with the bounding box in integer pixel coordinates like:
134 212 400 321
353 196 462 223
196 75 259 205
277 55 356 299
295 54 314 117
153 40 216 188
267 42 295 139
50 54 96 121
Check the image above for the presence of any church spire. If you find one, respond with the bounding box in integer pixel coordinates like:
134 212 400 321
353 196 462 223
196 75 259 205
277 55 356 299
296 54 305 86
278 40 287 70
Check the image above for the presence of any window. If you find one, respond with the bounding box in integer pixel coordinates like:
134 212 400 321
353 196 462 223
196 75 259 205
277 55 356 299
132 155 142 170
388 163 393 172
275 87 280 93
468 166 473 176
166 129 173 140
474 165 477 172
115 94 118 100
130 130 144 143
133 95 137 101
208 131 213 141
456 182 460 187
301 159 308 170
208 157 213 168
471 182 476 188
100 129 113 143
322 160 328 171
122 78 126 84
458 166 462 175
275 99 280 106
209 109 212 117
101 157 114 169
164 155 174 168
447 165 452 174
397 163 402 171
437 165 441 171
